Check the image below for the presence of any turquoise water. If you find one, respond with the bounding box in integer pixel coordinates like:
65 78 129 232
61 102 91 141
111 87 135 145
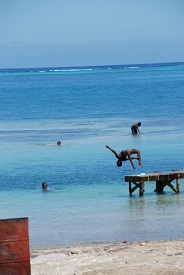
0 63 184 249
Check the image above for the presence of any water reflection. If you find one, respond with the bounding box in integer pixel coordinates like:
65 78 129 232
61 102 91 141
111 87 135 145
117 192 184 242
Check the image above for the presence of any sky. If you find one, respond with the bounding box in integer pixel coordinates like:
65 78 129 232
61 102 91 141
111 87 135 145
0 0 184 68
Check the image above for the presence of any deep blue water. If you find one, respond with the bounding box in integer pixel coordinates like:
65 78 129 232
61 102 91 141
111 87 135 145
0 62 184 249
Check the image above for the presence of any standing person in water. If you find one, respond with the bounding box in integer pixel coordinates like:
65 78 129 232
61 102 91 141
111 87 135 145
106 145 142 169
131 122 141 134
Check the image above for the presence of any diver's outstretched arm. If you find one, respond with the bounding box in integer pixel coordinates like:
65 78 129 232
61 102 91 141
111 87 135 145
105 145 119 159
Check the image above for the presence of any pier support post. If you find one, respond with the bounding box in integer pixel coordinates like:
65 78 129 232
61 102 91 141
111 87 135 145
139 181 145 196
176 179 180 193
155 180 164 192
129 182 132 196
155 178 180 193
129 181 145 196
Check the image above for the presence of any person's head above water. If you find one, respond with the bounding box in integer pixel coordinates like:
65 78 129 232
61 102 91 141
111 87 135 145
42 182 48 189
117 160 122 167
57 141 61 145
138 122 141 126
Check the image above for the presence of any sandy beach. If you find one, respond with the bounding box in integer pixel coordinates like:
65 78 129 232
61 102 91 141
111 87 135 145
31 239 184 275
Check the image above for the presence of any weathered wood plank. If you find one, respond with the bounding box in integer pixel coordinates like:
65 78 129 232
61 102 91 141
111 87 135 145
125 170 184 183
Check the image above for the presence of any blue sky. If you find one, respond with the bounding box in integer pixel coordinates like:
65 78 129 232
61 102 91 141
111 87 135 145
0 0 184 68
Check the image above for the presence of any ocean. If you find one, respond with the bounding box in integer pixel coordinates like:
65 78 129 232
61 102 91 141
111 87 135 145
0 62 184 249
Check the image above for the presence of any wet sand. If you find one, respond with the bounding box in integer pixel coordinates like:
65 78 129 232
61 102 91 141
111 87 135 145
31 239 184 275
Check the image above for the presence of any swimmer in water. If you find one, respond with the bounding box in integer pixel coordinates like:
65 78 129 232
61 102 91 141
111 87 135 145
42 182 48 189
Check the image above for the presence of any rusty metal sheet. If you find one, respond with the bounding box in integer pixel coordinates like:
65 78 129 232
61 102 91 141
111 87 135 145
0 217 31 275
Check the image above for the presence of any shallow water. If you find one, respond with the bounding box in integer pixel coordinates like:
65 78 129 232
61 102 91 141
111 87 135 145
0 63 184 249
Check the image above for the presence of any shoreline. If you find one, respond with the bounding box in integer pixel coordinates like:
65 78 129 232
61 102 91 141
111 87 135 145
31 239 184 275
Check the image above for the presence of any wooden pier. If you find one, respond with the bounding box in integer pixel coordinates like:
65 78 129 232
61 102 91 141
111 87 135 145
124 170 184 196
